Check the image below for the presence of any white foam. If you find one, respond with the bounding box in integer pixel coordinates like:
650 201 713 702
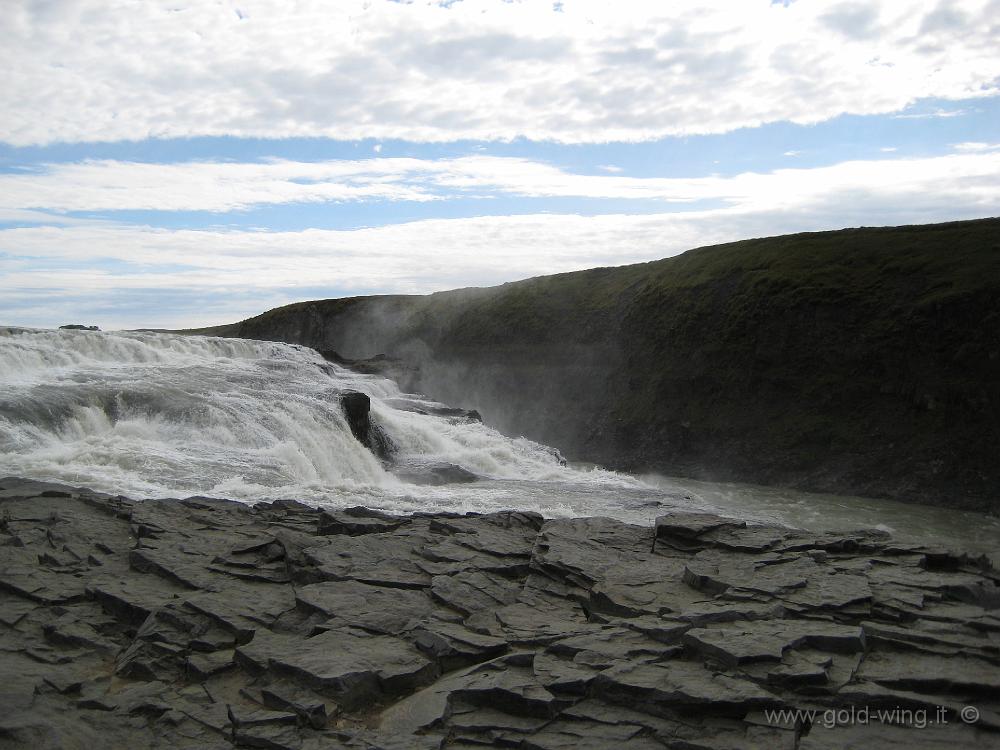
0 327 651 516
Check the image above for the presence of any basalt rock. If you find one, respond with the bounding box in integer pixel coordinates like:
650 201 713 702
1 477 998 748
385 397 483 423
339 390 397 462
394 461 480 486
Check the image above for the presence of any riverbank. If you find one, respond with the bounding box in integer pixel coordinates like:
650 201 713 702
1 477 998 748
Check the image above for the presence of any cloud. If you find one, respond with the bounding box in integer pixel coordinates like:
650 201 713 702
1 0 998 145
894 108 970 119
2 149 999 328
2 151 998 215
820 2 882 39
952 141 1000 152
0 158 448 212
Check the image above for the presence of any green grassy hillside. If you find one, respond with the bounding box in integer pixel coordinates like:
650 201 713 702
193 218 1000 511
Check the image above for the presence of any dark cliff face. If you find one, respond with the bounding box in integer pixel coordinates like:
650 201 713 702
197 218 1000 512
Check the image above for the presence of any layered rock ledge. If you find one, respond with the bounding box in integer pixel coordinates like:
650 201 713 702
1 476 998 749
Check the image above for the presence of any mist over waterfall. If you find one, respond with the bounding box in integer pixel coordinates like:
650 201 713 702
0 327 663 519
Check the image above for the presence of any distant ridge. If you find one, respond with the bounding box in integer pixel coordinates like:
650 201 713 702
190 218 1000 512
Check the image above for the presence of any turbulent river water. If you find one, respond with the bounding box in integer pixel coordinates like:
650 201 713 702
2 327 998 552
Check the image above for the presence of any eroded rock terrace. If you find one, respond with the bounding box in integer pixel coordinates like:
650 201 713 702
1 477 998 749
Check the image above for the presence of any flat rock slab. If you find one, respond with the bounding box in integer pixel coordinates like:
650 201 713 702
297 579 439 634
237 628 437 708
1 479 998 749
684 621 865 667
593 659 781 713
857 651 1000 693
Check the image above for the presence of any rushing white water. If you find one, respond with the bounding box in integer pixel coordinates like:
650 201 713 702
3 326 998 552
0 327 677 521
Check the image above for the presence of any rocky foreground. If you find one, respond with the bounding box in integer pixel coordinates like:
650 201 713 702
1 477 999 749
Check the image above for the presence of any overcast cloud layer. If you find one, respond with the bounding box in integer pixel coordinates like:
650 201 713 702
1 0 999 328
4 0 1000 145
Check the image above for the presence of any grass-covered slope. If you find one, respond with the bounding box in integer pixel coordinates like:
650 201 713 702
196 218 1000 511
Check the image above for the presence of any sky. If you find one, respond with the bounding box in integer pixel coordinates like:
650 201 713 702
1 0 999 329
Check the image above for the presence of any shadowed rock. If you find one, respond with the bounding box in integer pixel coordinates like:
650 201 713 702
1 477 998 748
339 390 397 462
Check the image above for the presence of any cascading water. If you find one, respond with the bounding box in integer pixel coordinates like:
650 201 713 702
4 326 999 550
0 327 672 520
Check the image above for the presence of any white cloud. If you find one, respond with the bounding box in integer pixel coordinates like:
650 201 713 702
1 0 998 146
2 148 998 328
0 159 448 212
952 141 1000 152
894 108 971 119
3 152 998 215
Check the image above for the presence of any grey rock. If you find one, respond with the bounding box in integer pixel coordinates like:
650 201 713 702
394 461 479 486
258 682 334 729
89 577 186 626
520 719 662 750
593 659 781 714
857 650 1000 693
186 649 236 680
685 620 865 668
2 481 998 749
237 628 437 709
317 507 408 536
449 660 569 718
411 621 508 669
298 579 436 634
800 723 1000 750
429 570 520 616
655 512 747 543
304 532 433 589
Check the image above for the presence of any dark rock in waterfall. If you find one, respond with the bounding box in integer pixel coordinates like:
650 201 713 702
340 390 372 440
385 398 484 423
339 390 397 461
394 460 480 485
368 422 397 462
58 324 100 331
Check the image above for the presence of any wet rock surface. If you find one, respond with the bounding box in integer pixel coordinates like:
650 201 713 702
1 476 998 749
339 391 397 462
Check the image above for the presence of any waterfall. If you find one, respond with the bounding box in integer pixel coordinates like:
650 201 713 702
0 327 639 513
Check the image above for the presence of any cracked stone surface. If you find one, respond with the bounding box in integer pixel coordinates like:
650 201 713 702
1 477 998 748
